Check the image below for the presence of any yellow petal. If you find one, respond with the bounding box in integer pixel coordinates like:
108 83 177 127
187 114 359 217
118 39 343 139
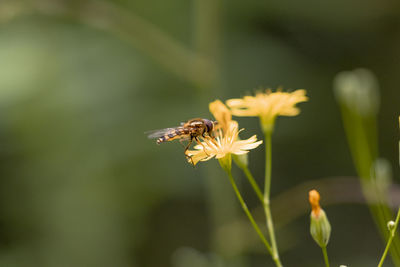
209 100 232 132
226 89 308 132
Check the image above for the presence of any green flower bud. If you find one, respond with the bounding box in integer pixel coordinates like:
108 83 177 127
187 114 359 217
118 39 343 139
388 220 396 233
333 68 380 116
372 158 392 193
309 190 331 248
310 209 331 248
232 153 248 169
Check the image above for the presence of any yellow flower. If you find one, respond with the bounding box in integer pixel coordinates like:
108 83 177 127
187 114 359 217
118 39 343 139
226 89 308 132
186 121 262 166
209 100 232 132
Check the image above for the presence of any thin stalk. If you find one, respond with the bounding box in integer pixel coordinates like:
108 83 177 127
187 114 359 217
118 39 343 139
321 246 330 267
264 131 272 197
378 207 400 267
225 170 273 256
263 130 283 267
242 166 264 204
339 105 400 265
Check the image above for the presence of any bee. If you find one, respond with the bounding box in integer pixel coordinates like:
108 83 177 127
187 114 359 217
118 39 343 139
147 118 218 155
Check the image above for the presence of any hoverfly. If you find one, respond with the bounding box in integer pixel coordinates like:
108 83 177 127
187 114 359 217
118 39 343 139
147 118 218 157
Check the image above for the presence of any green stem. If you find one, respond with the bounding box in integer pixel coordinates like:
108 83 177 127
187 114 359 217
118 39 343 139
321 246 330 267
224 170 273 256
242 166 264 204
264 204 282 267
264 131 272 198
263 130 283 267
378 207 400 267
339 104 400 265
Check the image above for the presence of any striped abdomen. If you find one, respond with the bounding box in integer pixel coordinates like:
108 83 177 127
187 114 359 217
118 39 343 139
157 127 190 144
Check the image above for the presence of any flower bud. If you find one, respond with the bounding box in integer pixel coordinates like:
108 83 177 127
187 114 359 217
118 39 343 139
232 153 248 169
371 158 392 199
388 221 396 232
309 190 331 248
333 68 380 116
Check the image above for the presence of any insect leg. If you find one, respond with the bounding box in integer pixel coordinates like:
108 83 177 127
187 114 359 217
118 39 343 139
184 136 195 163
195 136 209 156
188 155 195 166
184 136 193 154
202 132 216 141
184 136 195 165
178 138 187 148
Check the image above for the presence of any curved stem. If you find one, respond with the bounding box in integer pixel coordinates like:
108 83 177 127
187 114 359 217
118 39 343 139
378 207 400 267
321 246 330 267
225 170 273 256
263 130 282 267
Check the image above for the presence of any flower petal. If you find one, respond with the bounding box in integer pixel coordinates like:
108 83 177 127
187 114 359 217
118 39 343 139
209 100 232 131
226 89 308 124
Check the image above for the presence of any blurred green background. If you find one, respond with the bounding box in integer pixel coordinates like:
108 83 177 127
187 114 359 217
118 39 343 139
0 0 399 266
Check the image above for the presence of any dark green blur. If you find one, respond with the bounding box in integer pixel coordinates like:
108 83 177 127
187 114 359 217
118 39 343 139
0 0 399 266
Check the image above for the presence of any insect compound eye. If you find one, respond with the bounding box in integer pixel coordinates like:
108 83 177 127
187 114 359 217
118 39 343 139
203 119 213 132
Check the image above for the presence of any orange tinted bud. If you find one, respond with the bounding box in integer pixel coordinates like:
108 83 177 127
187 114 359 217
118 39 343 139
309 189 331 247
309 189 321 217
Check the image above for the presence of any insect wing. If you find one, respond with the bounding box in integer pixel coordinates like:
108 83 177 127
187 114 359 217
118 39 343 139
189 121 204 127
146 128 177 139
